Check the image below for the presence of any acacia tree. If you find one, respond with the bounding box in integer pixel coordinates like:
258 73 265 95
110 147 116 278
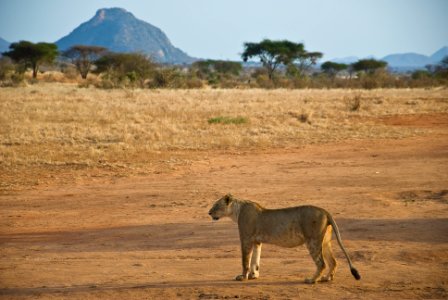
63 45 107 79
321 61 348 77
289 51 323 77
242 39 304 80
352 59 387 74
3 41 58 78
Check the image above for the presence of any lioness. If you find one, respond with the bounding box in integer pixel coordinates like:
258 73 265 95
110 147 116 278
208 194 361 283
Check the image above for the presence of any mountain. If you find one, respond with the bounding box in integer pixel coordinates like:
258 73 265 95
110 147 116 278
0 37 10 54
382 52 431 68
430 46 448 63
56 7 194 64
381 47 448 70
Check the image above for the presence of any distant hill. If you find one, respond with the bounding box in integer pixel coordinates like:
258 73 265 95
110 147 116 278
430 46 448 63
381 47 447 71
329 46 448 71
382 52 431 68
56 7 195 64
0 37 10 54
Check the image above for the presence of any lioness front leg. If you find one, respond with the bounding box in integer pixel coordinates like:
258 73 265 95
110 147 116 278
249 243 262 279
235 241 253 281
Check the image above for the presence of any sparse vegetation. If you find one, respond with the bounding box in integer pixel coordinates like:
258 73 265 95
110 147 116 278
1 39 447 89
1 85 447 191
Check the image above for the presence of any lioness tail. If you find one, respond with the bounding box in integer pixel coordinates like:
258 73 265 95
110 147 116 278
327 213 361 280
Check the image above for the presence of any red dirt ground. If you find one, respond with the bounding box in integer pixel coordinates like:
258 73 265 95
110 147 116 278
1 114 447 299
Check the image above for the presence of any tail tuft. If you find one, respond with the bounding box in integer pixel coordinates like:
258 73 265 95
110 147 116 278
351 268 361 280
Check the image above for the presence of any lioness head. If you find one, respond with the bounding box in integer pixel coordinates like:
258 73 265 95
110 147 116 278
208 194 235 221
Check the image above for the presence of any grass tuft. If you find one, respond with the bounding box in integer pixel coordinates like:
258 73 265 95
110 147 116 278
208 116 248 125
347 94 362 112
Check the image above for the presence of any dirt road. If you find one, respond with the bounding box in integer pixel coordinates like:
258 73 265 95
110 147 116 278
1 115 447 299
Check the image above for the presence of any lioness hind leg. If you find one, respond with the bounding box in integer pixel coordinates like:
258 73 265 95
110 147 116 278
249 243 262 279
321 241 337 282
321 226 337 282
305 239 326 284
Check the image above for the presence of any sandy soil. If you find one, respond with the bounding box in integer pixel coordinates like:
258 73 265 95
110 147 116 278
1 114 447 299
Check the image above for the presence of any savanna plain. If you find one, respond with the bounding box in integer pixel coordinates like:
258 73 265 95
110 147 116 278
0 85 447 299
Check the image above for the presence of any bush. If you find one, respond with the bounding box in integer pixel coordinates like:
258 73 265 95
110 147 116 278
148 68 180 88
0 57 15 80
346 94 362 111
184 77 204 89
208 116 248 125
95 52 155 88
255 74 275 89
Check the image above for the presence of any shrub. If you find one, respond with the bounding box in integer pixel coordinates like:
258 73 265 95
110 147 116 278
95 52 155 88
346 94 362 111
208 116 248 125
288 111 312 124
0 57 15 80
148 68 180 88
255 74 275 89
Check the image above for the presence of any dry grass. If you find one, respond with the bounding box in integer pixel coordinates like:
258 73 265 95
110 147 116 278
1 84 447 191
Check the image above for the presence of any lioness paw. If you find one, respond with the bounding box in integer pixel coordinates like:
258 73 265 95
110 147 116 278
304 278 316 284
320 275 334 282
235 275 247 281
248 272 259 280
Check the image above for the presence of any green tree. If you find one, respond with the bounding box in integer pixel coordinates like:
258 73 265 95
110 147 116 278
95 52 155 87
352 59 387 74
289 51 323 77
3 41 58 78
63 45 107 79
242 39 304 80
321 61 348 77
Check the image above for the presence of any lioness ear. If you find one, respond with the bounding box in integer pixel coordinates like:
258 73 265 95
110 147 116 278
225 193 233 205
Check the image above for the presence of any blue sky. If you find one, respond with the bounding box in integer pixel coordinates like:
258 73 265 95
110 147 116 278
0 0 447 60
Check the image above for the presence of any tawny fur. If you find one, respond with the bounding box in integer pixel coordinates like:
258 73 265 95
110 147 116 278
208 194 361 283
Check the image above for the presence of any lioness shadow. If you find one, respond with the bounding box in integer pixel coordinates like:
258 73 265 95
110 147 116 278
0 222 239 253
1 218 446 254
0 279 307 297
